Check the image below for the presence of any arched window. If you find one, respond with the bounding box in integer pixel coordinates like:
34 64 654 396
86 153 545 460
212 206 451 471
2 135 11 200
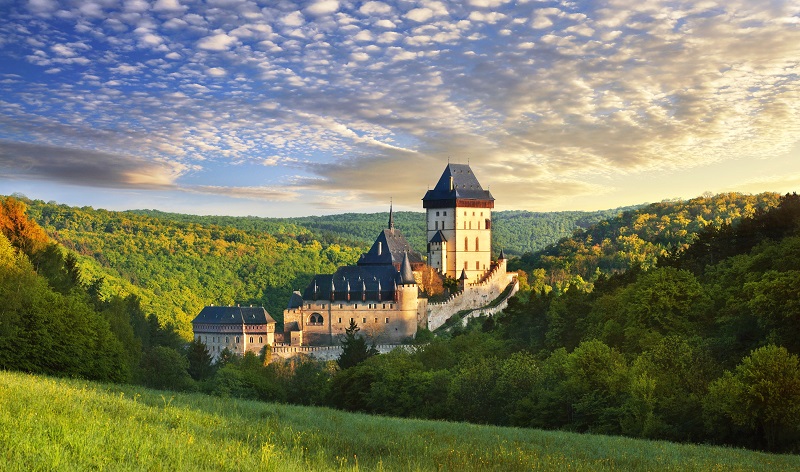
464 236 469 251
475 237 479 251
309 313 324 326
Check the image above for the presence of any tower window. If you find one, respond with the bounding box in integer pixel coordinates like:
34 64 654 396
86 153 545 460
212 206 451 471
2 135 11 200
436 211 440 216
443 211 447 216
475 237 479 251
385 317 389 323
363 317 367 323
476 261 480 270
435 221 438 230
465 237 468 251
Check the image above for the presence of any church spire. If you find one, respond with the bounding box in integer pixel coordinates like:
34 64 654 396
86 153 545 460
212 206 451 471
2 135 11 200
388 199 394 230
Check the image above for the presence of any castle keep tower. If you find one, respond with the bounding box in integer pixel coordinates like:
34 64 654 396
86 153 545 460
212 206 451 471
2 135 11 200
423 164 494 283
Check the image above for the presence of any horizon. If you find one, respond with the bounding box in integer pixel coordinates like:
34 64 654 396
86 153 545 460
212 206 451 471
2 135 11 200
1 1 799 217
7 188 786 220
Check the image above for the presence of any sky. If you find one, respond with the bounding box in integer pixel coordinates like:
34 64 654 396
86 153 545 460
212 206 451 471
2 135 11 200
1 0 799 217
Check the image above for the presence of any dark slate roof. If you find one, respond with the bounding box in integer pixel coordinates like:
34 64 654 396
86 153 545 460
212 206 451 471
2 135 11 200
429 230 447 243
302 264 404 302
399 252 416 285
287 291 304 309
422 164 494 203
499 248 506 260
192 306 275 325
358 228 424 266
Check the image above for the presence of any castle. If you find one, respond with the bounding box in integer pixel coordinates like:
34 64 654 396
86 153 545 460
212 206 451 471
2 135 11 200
192 163 515 354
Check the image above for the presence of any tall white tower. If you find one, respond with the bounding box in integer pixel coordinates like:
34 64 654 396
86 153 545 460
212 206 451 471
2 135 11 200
422 164 494 283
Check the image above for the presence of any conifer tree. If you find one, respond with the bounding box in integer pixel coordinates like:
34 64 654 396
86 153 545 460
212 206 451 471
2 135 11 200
337 320 378 369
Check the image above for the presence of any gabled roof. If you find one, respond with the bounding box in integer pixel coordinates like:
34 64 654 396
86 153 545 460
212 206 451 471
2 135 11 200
358 228 424 266
422 163 494 204
192 306 275 325
302 264 404 302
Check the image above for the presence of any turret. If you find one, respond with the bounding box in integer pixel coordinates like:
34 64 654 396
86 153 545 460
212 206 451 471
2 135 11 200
399 251 416 285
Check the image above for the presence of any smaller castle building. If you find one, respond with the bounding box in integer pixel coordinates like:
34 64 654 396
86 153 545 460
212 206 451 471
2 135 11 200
191 305 276 359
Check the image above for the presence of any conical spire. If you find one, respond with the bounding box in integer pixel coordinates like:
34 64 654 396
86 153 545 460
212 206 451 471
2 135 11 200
400 251 415 284
499 248 505 260
459 268 468 281
388 199 394 230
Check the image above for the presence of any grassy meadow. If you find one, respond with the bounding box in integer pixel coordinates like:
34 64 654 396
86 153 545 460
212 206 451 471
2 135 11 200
1 370 797 471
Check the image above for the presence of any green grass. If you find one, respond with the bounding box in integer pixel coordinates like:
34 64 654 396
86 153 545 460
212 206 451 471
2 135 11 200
1 370 797 471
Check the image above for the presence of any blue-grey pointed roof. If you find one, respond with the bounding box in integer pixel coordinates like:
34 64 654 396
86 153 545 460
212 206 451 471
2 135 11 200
422 164 494 206
192 306 275 325
399 252 416 285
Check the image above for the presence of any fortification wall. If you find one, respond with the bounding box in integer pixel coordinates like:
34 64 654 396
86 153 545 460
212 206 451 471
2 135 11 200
426 259 516 331
270 343 410 361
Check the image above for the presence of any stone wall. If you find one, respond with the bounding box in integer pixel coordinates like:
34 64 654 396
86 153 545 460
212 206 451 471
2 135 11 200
426 259 516 331
270 343 411 361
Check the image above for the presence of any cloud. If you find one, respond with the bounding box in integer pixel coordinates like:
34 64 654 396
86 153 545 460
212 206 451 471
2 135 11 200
468 0 511 7
197 32 237 51
27 0 57 15
360 1 393 15
0 140 185 189
2 0 800 215
282 11 305 27
305 0 339 16
186 185 299 201
153 0 185 13
405 8 434 23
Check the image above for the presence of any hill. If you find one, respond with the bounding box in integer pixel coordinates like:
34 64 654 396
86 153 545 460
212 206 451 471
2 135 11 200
512 192 782 292
2 370 796 471
130 206 640 257
20 199 365 337
11 196 635 338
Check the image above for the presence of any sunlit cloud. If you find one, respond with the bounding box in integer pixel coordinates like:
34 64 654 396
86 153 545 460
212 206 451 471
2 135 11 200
0 0 798 215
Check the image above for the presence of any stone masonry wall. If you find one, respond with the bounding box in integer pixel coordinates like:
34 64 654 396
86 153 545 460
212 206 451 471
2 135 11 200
426 259 516 331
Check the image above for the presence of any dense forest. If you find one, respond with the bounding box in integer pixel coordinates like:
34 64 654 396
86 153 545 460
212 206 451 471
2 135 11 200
15 197 636 338
511 192 782 293
132 206 638 257
22 199 364 337
2 192 799 454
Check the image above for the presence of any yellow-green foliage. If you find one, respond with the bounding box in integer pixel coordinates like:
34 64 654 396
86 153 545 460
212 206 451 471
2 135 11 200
1 371 797 471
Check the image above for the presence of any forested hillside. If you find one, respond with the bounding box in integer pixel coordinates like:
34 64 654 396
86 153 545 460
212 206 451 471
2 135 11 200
131 206 638 258
22 199 364 337
317 193 800 453
0 197 185 385
512 192 782 293
2 193 799 454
